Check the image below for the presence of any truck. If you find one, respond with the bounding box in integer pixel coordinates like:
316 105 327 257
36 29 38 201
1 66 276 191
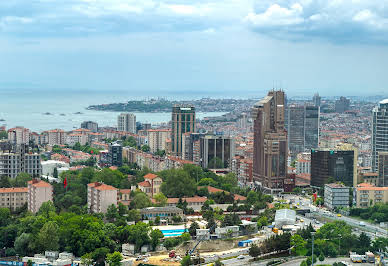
350 254 362 263
359 221 366 227
365 252 375 263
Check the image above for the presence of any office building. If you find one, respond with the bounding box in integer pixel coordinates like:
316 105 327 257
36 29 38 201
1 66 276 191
117 113 136 134
87 182 118 213
28 179 53 213
378 152 388 187
0 187 28 210
0 144 42 178
335 96 350 113
252 90 287 192
8 127 30 145
372 99 388 173
324 183 350 210
81 121 98 133
311 147 356 187
355 183 388 208
147 129 170 153
171 105 196 157
313 93 321 107
108 143 122 167
199 135 235 169
287 105 319 157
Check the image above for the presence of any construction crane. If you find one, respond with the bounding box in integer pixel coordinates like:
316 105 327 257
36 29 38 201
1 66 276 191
188 224 216 255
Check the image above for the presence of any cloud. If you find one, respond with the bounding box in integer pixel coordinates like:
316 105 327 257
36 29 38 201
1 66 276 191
244 0 388 44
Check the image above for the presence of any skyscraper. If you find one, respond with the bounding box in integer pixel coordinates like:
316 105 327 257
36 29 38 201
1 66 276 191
117 113 136 133
199 134 235 169
372 99 388 174
171 105 196 157
335 96 350 113
252 90 287 192
287 105 320 157
313 93 321 107
378 152 388 187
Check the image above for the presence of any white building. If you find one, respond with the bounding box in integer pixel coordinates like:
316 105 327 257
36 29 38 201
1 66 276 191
118 113 136 134
0 187 28 210
0 148 42 178
45 129 66 145
28 179 53 213
324 183 350 210
8 127 30 145
296 159 311 175
41 160 70 177
87 182 118 213
147 129 170 153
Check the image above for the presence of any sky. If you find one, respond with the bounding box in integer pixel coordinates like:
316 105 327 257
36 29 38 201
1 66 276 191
1 0 388 97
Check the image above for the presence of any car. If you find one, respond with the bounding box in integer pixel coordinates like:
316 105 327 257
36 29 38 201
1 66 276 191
337 214 342 217
237 255 245 260
300 219 304 223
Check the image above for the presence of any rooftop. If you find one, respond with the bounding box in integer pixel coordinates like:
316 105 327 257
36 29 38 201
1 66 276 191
0 187 28 193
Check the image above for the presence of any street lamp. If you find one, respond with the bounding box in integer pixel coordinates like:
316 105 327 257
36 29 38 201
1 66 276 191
311 232 316 266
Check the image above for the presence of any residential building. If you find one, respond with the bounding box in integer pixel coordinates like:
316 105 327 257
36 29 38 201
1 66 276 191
147 129 170 153
335 96 350 113
108 143 122 167
45 129 66 145
118 189 131 206
87 182 118 213
65 133 88 146
140 206 184 221
171 105 196 157
324 183 350 210
360 172 379 187
252 90 287 192
166 196 207 212
81 121 98 133
199 134 235 169
182 132 204 163
117 113 136 134
28 179 53 213
0 144 42 178
8 127 30 145
355 183 388 208
372 99 388 173
311 146 357 187
139 173 162 197
0 187 28 210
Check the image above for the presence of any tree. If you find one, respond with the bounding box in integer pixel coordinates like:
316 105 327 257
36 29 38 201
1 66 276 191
291 234 307 255
118 202 128 216
189 222 200 236
37 201 56 218
0 131 7 139
53 168 58 179
150 229 164 250
106 252 122 266
11 172 32 187
14 233 31 256
92 248 110 266
27 260 33 266
106 204 119 222
130 192 151 209
127 209 141 222
155 216 161 225
38 221 59 252
0 208 11 226
160 169 196 197
300 260 307 266
181 255 192 266
208 157 224 169
318 253 325 262
0 176 11 188
141 145 150 152
181 232 191 242
81 253 93 266
249 244 261 258
153 193 167 207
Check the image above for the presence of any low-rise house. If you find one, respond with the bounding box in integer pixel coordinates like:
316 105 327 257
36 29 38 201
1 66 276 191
119 189 131 206
166 196 208 211
324 183 350 210
355 183 388 208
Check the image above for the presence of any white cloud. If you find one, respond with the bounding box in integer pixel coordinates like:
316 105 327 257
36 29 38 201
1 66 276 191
244 3 304 26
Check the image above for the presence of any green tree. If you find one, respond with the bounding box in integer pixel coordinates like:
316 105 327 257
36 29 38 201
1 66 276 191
38 221 59 251
155 216 160 225
249 244 261 258
181 255 192 266
127 209 141 222
153 193 167 207
37 201 56 218
14 233 31 256
81 253 94 266
11 172 32 187
106 204 119 222
300 260 307 266
118 202 128 216
318 253 325 262
92 248 110 266
27 260 33 266
106 252 122 266
160 169 196 197
150 229 164 250
208 157 224 169
189 221 200 236
0 131 7 139
0 208 11 226
141 145 150 152
0 176 11 188
291 234 307 255
126 222 151 252
181 232 191 242
53 168 58 179
130 192 151 209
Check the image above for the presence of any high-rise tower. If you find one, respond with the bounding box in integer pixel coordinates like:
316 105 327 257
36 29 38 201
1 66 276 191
171 105 196 157
372 99 388 176
117 113 136 134
252 90 287 192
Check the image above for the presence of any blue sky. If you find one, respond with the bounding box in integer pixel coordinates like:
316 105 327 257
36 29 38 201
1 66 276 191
1 0 388 97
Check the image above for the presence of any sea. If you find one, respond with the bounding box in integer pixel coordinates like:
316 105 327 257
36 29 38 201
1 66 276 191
0 89 226 132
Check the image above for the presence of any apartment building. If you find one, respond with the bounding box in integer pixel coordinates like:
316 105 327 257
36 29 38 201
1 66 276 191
81 121 98 133
87 182 118 213
0 187 28 210
28 179 53 213
45 129 66 145
147 129 170 153
0 145 42 178
324 183 350 210
356 183 388 208
117 113 136 134
8 127 30 145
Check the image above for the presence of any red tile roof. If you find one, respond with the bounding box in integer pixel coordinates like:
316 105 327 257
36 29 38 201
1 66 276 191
88 182 117 191
28 179 52 188
0 187 28 193
138 181 151 187
144 173 158 180
167 196 207 204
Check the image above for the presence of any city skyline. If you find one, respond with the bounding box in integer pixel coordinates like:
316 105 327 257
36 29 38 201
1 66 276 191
1 1 388 95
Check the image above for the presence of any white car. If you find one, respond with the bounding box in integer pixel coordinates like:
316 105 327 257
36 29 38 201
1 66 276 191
237 255 245 260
